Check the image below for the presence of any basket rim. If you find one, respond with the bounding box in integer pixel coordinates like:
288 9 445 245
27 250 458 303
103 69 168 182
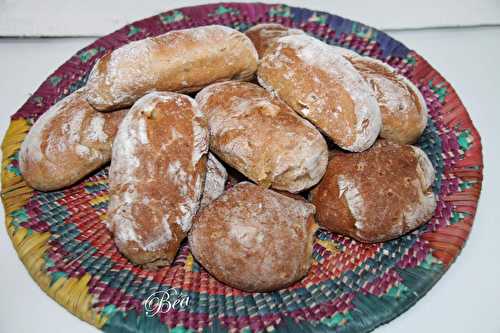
1 2 483 333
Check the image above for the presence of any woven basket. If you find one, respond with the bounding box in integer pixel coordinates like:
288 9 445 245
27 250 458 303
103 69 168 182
1 3 483 332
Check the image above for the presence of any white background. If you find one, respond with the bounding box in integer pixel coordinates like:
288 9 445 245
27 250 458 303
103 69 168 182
1 1 500 333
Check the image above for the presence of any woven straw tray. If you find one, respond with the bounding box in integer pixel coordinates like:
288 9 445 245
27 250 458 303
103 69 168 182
1 2 483 333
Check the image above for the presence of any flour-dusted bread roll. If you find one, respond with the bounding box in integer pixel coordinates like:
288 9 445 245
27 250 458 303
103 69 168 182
251 25 426 144
200 152 228 208
330 47 428 144
108 92 209 269
244 23 304 58
258 34 381 152
85 25 258 111
189 182 318 292
19 89 126 191
196 81 328 193
311 140 436 242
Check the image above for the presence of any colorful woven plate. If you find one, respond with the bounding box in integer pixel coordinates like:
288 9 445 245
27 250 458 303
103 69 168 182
1 2 483 333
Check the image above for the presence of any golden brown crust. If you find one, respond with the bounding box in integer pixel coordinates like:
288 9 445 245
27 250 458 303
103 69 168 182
244 23 304 58
196 81 328 193
108 92 209 269
311 140 436 242
249 24 427 144
85 25 258 111
257 34 381 152
19 89 127 191
189 182 318 292
345 54 428 144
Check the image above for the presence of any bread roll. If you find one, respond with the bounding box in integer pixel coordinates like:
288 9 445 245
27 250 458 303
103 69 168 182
248 23 427 144
200 152 228 208
257 34 381 152
196 81 328 193
330 47 428 144
86 25 258 111
108 92 209 269
19 89 126 191
189 182 318 292
244 23 304 58
310 140 436 242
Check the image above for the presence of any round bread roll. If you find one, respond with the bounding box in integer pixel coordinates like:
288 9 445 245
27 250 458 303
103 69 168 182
19 89 127 191
244 23 304 58
108 92 208 269
330 47 428 144
257 34 381 152
86 25 258 111
310 140 436 242
200 152 228 208
196 81 328 193
189 182 318 292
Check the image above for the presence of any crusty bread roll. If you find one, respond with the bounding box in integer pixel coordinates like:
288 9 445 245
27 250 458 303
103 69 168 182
248 23 427 144
196 81 328 193
249 23 427 144
189 182 318 292
244 23 304 58
310 140 436 242
85 25 258 111
19 89 126 191
330 47 428 144
258 34 381 152
200 152 228 208
108 92 209 269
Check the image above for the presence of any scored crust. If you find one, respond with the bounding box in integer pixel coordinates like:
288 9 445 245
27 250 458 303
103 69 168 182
311 140 437 242
189 182 318 292
196 81 328 193
257 34 381 152
85 25 258 111
19 89 127 191
108 92 209 269
330 46 428 144
244 23 304 58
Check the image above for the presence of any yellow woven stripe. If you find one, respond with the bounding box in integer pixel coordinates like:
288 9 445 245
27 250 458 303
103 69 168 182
90 193 109 207
185 253 194 272
316 239 339 255
1 119 108 329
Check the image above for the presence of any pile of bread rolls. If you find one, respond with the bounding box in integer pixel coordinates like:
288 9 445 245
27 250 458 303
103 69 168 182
19 24 436 292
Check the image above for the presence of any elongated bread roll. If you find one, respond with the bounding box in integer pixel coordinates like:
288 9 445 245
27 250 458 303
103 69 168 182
330 46 428 144
189 182 318 292
310 140 436 242
196 81 328 193
19 89 126 191
249 23 427 144
108 92 208 269
86 25 258 111
258 34 381 152
244 23 304 58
